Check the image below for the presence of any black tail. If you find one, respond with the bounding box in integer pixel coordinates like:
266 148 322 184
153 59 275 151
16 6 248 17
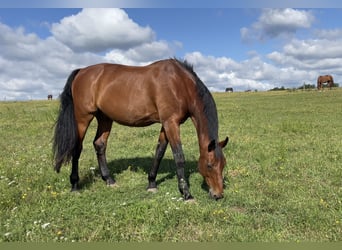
53 69 80 173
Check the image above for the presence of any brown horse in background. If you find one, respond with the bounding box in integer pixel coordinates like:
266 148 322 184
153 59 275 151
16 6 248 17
317 75 334 90
53 59 228 200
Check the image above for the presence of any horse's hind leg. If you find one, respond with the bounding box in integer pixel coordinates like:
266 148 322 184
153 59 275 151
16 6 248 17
71 115 94 191
70 142 82 191
148 127 169 191
93 112 115 186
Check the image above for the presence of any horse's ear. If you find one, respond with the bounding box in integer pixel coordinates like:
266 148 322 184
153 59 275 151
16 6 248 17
219 137 229 148
208 140 216 152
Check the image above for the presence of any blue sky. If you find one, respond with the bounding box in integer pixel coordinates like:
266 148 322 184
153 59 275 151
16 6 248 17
0 7 342 100
0 8 260 59
125 9 259 60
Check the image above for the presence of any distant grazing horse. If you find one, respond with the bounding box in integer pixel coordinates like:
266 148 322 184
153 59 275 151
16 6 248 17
47 94 53 100
53 59 229 200
317 75 334 90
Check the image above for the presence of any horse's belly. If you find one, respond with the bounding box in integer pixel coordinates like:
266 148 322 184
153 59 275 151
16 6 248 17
102 104 160 127
114 112 160 127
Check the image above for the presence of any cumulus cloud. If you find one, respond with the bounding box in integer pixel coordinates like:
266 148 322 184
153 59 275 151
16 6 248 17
0 8 177 100
105 40 182 65
268 38 342 74
0 20 104 100
185 52 276 91
283 39 342 60
184 48 333 91
241 8 314 42
51 8 155 52
314 28 342 40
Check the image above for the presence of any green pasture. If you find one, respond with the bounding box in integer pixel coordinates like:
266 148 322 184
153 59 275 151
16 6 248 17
0 89 341 242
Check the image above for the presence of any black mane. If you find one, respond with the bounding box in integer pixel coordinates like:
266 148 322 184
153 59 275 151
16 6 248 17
175 58 219 141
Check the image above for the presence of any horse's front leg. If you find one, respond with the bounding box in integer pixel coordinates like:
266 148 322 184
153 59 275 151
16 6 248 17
148 127 168 192
164 122 193 200
172 143 193 200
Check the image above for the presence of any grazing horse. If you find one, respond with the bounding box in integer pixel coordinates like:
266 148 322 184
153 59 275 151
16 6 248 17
53 59 229 200
317 75 334 90
47 94 53 100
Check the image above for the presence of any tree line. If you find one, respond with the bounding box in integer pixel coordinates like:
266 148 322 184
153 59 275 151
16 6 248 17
269 83 339 91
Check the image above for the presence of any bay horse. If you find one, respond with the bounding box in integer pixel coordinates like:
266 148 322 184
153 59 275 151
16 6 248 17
53 58 228 200
317 75 334 90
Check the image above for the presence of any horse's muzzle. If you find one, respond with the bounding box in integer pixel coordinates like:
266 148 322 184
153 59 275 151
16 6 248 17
209 190 224 200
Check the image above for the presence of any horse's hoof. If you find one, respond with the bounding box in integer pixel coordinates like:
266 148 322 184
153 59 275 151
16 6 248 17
70 184 80 193
108 183 119 188
105 177 117 187
70 189 81 195
183 193 194 200
184 198 196 204
147 188 158 193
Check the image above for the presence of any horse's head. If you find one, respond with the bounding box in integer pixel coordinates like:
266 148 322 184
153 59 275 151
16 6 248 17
198 137 229 200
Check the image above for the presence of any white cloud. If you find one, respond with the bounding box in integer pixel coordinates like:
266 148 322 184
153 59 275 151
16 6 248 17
185 52 275 91
268 38 342 75
314 28 342 40
0 23 40 61
0 9 178 100
184 50 327 91
241 8 314 41
283 39 342 60
104 40 182 65
51 8 155 52
0 20 104 100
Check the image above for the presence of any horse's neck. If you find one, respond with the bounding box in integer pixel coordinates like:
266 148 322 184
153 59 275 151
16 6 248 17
190 103 218 155
183 70 219 154
191 116 209 155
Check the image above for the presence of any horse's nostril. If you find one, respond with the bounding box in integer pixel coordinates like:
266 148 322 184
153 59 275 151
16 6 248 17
212 193 223 200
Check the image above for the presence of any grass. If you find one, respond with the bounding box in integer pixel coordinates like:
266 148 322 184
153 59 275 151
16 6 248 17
0 89 341 242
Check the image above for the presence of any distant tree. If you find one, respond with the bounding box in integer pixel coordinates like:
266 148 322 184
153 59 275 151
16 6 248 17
269 86 286 91
298 84 315 90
